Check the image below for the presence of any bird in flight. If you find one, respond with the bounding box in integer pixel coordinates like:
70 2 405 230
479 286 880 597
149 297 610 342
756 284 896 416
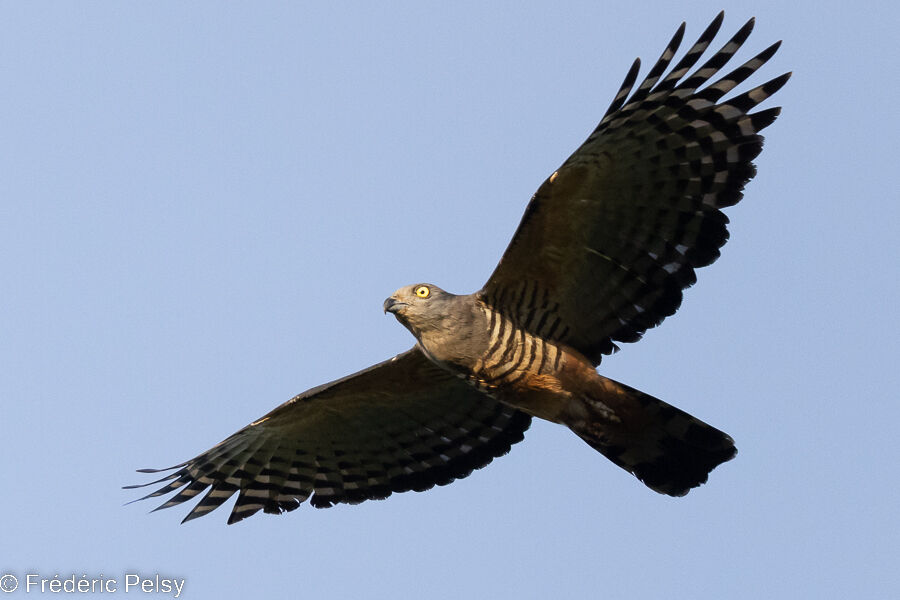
127 12 790 524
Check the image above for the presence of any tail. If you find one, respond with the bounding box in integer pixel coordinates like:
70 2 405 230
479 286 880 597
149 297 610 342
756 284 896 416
569 376 736 496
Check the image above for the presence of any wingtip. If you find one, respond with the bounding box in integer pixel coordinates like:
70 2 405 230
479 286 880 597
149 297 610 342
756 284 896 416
135 463 183 474
766 72 793 95
667 22 686 59
709 11 725 34
150 497 181 514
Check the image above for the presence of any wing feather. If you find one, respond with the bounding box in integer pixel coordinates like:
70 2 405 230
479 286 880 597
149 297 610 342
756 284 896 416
480 14 789 363
126 348 531 524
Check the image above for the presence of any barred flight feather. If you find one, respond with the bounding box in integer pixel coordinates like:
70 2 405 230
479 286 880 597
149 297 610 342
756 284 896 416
129 13 787 523
127 350 531 523
482 12 790 364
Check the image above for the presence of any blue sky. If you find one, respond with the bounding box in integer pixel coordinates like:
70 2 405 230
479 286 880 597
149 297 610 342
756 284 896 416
2 1 897 598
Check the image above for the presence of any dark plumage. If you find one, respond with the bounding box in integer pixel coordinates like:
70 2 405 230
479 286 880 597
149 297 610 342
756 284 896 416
127 13 788 524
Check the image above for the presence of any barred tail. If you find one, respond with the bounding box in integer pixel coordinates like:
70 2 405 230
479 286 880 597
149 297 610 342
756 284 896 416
570 376 736 496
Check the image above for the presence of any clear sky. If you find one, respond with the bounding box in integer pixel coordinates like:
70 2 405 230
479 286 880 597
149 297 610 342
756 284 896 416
1 1 897 598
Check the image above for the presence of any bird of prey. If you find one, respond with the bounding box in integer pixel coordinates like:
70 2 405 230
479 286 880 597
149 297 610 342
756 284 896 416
127 13 789 524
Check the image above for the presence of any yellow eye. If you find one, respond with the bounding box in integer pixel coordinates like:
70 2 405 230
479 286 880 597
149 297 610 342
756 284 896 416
415 285 430 298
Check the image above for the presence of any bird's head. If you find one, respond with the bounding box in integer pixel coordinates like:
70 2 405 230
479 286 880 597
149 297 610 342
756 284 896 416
383 283 454 336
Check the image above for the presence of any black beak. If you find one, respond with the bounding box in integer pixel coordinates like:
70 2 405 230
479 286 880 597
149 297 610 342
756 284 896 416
383 297 405 314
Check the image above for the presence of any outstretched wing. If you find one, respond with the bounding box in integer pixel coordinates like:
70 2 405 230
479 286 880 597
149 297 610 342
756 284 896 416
126 348 531 524
480 13 790 363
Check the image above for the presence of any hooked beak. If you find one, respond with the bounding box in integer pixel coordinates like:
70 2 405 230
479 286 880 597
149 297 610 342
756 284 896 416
383 297 407 314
